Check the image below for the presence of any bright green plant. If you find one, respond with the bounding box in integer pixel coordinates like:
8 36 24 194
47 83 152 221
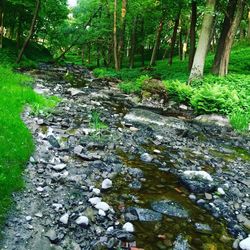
90 111 108 130
229 110 250 133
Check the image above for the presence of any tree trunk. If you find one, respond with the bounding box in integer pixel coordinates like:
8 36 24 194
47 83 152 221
189 0 216 82
140 18 145 67
248 10 250 40
118 0 127 68
212 0 237 74
113 0 119 70
0 5 4 49
213 0 245 76
179 29 183 61
97 46 100 67
150 19 164 66
16 0 40 63
169 11 181 65
81 45 85 65
88 44 91 64
188 0 197 71
129 17 137 69
16 14 22 49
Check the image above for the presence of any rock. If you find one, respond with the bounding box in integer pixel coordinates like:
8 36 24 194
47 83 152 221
181 171 216 194
205 193 213 200
101 179 112 190
151 200 189 218
75 216 89 226
45 229 58 243
127 207 162 222
68 88 83 96
124 109 186 130
183 171 213 182
195 223 212 234
122 222 135 233
74 145 84 155
173 235 190 250
153 149 161 154
95 202 110 212
52 164 66 171
26 216 32 221
195 114 230 127
92 188 101 195
47 135 60 148
59 213 69 225
217 187 225 195
89 197 102 205
98 210 106 216
140 153 153 163
189 194 196 201
239 236 250 250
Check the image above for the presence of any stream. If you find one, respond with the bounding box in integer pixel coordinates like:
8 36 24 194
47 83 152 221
1 64 249 250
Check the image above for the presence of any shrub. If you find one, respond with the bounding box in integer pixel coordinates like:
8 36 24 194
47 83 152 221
190 83 240 114
164 80 193 103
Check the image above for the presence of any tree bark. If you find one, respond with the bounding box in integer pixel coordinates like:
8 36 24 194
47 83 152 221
212 0 245 76
0 5 4 49
179 29 183 61
118 0 127 68
81 45 85 65
16 0 40 63
212 0 237 74
189 0 216 82
150 18 164 66
140 18 145 67
248 10 250 40
113 0 119 70
129 17 137 69
88 44 91 64
169 11 181 65
188 0 197 71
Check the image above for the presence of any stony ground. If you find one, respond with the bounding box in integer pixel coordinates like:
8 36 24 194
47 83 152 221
1 65 250 250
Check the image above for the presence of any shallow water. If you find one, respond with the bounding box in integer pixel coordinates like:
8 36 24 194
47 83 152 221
106 149 233 250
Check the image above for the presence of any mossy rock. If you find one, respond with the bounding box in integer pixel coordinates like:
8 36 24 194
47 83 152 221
141 79 168 102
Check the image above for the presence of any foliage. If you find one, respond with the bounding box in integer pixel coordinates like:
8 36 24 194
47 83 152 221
229 110 250 133
0 66 58 227
90 111 108 130
119 75 151 94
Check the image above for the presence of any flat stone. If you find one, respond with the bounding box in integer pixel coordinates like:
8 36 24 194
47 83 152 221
128 207 162 222
75 216 89 226
195 223 212 234
52 164 66 171
239 236 250 250
89 197 102 205
59 213 69 225
45 229 58 243
151 200 189 218
95 202 110 212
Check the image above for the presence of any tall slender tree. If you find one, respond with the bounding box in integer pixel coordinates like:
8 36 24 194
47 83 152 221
189 0 216 82
16 0 41 63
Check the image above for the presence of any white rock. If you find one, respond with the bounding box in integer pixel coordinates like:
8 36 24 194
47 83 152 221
68 88 83 96
217 187 225 195
60 213 69 225
52 164 66 171
153 149 161 154
95 202 110 212
74 145 84 155
92 188 101 195
52 203 63 212
140 153 153 163
75 216 89 226
101 179 112 190
89 197 102 205
183 170 213 182
26 216 32 221
240 236 250 250
36 187 44 192
98 209 106 216
107 226 114 232
122 222 135 233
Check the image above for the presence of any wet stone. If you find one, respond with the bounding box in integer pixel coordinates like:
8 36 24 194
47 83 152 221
194 223 212 234
127 207 162 222
151 200 189 219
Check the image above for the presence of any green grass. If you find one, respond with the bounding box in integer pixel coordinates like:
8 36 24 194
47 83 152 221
0 65 58 227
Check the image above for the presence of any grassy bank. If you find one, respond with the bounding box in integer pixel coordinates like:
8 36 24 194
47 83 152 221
0 65 58 227
93 42 250 132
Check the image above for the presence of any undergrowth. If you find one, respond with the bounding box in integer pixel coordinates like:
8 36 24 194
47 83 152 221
0 66 58 228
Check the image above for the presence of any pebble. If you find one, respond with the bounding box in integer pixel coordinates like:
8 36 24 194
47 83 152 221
89 197 102 205
140 153 153 163
92 188 101 195
52 164 66 171
101 179 112 190
95 202 110 212
217 187 225 195
75 216 89 226
98 210 106 216
59 213 69 225
239 236 250 250
205 193 213 200
122 222 135 233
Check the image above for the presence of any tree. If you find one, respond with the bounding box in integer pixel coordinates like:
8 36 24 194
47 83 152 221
248 9 250 40
189 0 216 82
0 1 4 49
113 0 119 70
212 0 245 76
212 0 237 74
16 0 40 63
188 0 197 71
